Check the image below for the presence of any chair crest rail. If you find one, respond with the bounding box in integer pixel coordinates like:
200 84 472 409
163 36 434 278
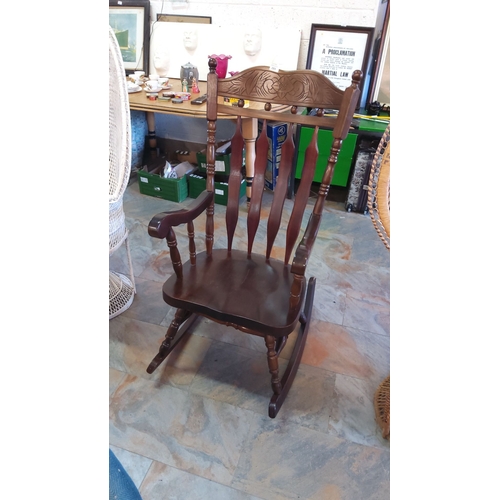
216 66 360 110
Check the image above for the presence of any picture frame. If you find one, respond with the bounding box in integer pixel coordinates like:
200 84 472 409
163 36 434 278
306 24 374 108
156 14 212 24
109 0 150 75
367 1 390 105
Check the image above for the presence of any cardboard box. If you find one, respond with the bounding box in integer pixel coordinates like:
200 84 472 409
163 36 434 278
188 173 246 206
265 122 288 158
261 121 288 191
175 150 198 164
265 159 278 191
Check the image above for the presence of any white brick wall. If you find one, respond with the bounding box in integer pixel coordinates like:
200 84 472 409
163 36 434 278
150 0 381 70
146 0 384 141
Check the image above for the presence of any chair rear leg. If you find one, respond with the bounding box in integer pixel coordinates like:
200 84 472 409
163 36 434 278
268 276 316 418
275 335 287 356
265 335 283 397
146 308 196 374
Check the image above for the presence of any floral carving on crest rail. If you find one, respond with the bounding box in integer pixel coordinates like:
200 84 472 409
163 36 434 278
217 68 347 106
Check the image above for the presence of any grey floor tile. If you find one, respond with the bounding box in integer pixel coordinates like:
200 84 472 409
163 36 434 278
122 181 187 220
136 247 175 283
313 231 354 261
120 276 169 325
110 445 153 491
343 292 390 336
189 340 336 432
110 368 126 398
312 284 346 325
231 418 389 500
317 210 390 268
319 255 390 302
344 327 390 385
110 315 167 378
140 461 264 500
271 364 337 434
109 374 259 486
188 340 273 413
110 315 212 389
328 373 390 449
301 319 387 381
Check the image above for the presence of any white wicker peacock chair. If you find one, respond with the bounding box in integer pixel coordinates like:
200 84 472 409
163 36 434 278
109 25 136 319
367 123 390 439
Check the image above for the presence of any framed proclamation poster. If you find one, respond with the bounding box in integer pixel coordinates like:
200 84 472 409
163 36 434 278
306 24 373 107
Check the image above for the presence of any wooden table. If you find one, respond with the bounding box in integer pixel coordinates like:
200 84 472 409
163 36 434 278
128 78 258 202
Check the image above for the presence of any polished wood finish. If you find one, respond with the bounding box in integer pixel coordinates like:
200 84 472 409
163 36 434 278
146 61 361 417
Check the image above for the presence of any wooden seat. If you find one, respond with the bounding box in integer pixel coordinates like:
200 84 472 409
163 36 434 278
146 60 362 418
162 249 299 335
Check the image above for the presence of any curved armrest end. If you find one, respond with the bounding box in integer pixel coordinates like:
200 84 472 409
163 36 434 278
148 209 187 239
147 190 214 239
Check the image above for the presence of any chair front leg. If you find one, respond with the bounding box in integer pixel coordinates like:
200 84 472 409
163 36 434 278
147 308 193 374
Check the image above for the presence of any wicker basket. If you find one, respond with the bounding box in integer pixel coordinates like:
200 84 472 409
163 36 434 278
374 377 390 439
368 124 390 440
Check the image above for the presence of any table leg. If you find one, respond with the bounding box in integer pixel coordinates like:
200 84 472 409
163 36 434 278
146 111 158 159
242 117 258 204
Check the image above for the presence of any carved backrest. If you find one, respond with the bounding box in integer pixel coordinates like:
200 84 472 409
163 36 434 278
204 60 361 266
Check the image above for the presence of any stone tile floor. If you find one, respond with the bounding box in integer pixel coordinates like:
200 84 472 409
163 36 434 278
109 178 390 499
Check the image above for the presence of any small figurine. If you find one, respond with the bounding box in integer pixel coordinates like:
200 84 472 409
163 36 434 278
181 78 188 92
191 77 200 94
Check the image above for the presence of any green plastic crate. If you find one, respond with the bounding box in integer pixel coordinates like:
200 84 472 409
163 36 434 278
196 151 232 175
294 129 357 187
137 167 189 202
358 118 390 133
188 174 246 206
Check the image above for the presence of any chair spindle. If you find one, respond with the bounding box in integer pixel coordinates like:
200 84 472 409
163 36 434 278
285 126 319 265
226 116 245 251
266 124 295 260
247 119 269 255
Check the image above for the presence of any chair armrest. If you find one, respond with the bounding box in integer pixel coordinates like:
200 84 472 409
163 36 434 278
148 190 214 239
291 213 321 276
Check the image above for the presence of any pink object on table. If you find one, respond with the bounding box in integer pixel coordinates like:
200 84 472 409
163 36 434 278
208 54 232 78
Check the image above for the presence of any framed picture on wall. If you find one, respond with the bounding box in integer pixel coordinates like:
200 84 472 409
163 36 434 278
367 1 390 105
156 14 212 24
109 0 150 75
306 24 373 108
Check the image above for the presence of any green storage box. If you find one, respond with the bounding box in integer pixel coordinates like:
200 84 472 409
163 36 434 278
196 151 232 175
188 173 246 206
294 129 357 187
137 166 189 202
358 118 389 134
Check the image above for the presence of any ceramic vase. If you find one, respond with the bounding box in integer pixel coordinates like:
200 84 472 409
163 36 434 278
208 54 232 78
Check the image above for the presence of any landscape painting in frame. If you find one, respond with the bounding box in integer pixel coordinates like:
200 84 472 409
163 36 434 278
109 0 150 75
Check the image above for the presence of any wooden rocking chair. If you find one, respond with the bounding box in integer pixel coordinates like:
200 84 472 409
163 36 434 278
146 60 361 417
